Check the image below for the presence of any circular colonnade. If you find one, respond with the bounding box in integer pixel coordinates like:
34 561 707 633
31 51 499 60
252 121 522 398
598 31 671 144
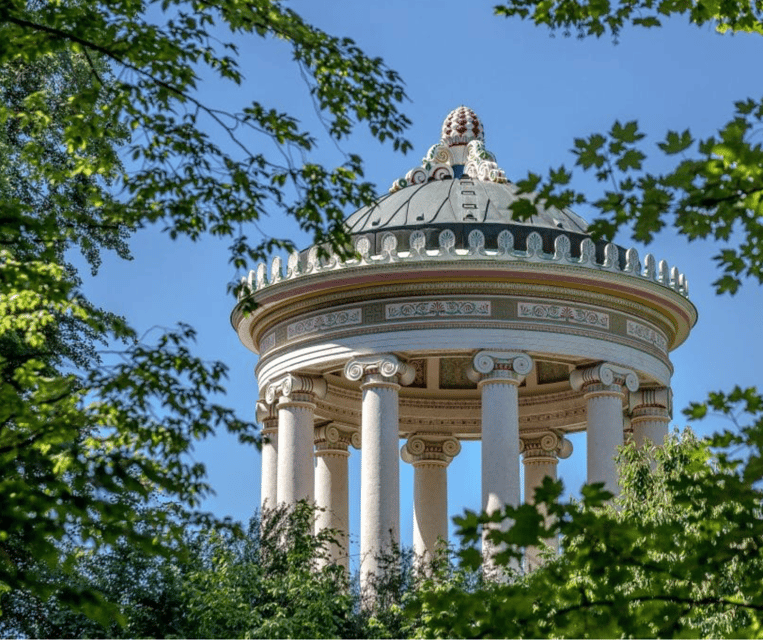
232 107 697 582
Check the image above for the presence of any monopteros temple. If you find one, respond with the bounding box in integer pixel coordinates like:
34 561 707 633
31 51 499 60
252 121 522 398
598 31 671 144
231 106 697 584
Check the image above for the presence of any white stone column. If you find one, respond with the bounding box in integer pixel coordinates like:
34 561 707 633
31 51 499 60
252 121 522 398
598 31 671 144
314 423 360 570
630 387 672 448
266 374 327 506
401 434 461 568
468 350 533 571
345 354 414 593
521 432 573 570
256 399 278 511
570 363 639 496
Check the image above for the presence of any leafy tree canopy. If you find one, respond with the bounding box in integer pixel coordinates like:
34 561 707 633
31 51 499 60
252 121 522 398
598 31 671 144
495 0 763 295
0 0 410 624
415 424 763 638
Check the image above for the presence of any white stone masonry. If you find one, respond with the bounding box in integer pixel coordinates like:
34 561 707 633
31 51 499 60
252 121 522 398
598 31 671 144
570 363 639 496
468 350 533 571
630 387 672 448
521 432 573 570
314 423 360 570
256 399 279 510
345 355 414 593
266 373 327 506
401 434 461 567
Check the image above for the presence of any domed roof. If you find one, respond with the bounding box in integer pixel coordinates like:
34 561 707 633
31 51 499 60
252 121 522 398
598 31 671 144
346 107 589 236
345 178 589 234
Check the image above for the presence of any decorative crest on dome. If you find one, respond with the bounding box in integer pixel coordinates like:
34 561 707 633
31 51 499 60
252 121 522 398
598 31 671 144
441 106 484 146
390 106 507 193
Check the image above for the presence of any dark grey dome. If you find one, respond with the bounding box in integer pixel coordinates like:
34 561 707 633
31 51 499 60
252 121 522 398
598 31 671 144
345 178 589 235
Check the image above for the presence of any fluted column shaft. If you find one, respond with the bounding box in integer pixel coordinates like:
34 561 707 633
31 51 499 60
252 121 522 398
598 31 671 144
571 363 639 496
481 380 521 515
266 374 327 506
630 387 672 448
521 432 572 570
402 434 461 566
345 355 414 593
256 400 278 510
414 465 446 560
314 424 359 570
469 351 533 571
276 394 316 505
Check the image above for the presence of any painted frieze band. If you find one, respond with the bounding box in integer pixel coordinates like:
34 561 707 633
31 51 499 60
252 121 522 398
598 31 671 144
386 300 491 320
517 302 609 329
259 331 276 353
626 319 668 353
287 308 362 340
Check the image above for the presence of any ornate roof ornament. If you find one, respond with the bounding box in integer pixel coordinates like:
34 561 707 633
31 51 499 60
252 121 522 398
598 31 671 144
390 106 507 193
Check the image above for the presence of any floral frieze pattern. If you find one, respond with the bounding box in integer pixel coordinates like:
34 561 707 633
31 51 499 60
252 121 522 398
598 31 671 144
287 308 362 340
259 332 276 353
518 302 609 328
386 300 491 320
626 320 668 353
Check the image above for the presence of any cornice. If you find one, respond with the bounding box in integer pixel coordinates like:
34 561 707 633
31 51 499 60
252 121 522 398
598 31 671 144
232 231 697 356
243 275 686 360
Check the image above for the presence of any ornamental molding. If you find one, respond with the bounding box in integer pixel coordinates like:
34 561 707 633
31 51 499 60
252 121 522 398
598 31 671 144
238 229 690 305
400 433 462 466
626 319 668 354
260 314 670 370
344 354 416 386
315 383 587 432
386 300 491 320
287 308 362 340
264 373 327 405
256 322 672 393
259 331 276 353
520 407 588 430
314 400 359 424
466 350 533 385
255 399 278 428
470 350 533 375
400 418 480 429
246 268 679 352
389 107 507 192
518 302 609 329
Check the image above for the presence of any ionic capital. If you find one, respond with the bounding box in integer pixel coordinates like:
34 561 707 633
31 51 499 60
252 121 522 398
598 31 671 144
400 433 461 467
570 362 639 396
264 373 327 405
630 386 672 419
520 430 573 464
314 422 360 456
256 399 278 434
344 354 415 386
467 350 533 385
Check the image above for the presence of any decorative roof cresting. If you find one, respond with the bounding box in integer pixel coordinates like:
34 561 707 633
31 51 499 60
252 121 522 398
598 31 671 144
390 106 507 193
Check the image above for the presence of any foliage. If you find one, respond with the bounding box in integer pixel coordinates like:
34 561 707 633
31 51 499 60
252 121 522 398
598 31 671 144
0 503 188 638
414 427 763 638
0 0 411 273
0 0 410 623
495 0 763 39
0 502 456 639
495 2 763 295
179 503 355 639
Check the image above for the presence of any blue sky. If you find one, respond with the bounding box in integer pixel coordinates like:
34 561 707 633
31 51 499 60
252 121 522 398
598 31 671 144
79 1 761 553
